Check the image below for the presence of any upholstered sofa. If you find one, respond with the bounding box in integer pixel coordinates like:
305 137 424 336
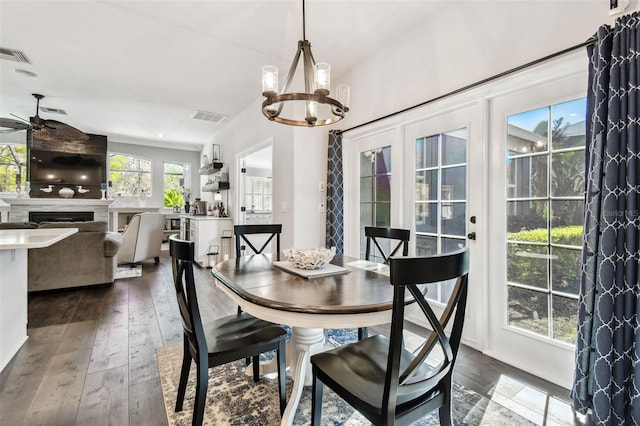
0 221 123 292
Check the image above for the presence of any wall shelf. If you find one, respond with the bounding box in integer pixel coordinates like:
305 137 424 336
198 162 224 175
202 182 230 192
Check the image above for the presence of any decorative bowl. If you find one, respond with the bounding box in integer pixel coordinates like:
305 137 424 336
283 247 336 270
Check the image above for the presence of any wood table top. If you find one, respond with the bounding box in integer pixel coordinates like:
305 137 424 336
212 254 398 314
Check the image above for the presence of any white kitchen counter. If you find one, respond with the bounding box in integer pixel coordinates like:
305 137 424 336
0 228 78 371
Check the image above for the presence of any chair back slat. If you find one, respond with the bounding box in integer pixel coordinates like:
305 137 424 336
364 226 410 264
234 224 282 260
169 235 207 357
383 248 470 413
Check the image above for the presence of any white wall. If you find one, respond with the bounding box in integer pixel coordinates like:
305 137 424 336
206 1 636 249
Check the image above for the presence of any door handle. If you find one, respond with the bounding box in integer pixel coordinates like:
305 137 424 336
467 232 476 240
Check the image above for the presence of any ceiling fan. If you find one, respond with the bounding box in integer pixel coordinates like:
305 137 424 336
0 93 88 141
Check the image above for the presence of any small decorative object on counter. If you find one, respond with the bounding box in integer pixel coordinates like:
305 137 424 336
58 187 75 198
139 189 147 206
100 183 107 200
76 185 90 194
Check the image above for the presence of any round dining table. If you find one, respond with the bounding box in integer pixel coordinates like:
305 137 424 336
211 253 406 426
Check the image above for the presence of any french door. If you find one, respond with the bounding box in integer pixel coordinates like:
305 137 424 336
344 104 483 346
487 73 587 389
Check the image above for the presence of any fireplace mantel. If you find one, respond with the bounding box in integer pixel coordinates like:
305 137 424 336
0 198 114 223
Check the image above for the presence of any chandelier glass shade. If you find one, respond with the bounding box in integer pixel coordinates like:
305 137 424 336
261 0 350 127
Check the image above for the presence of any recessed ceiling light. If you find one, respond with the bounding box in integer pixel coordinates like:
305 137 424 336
14 68 37 77
157 133 164 138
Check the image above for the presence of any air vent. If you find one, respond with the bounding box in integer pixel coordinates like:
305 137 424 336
0 47 31 64
40 107 67 115
192 110 227 123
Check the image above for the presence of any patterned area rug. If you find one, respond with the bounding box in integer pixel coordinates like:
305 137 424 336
157 330 535 425
114 264 142 279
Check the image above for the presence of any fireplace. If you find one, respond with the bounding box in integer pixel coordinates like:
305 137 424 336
0 198 112 223
29 211 94 223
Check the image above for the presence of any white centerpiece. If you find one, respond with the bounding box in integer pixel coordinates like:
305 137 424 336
283 246 336 270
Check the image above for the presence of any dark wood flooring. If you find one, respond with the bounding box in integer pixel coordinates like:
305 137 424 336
0 251 582 425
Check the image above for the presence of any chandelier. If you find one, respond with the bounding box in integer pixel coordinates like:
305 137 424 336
261 0 350 127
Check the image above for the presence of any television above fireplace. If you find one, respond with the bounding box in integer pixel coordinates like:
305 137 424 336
29 149 106 186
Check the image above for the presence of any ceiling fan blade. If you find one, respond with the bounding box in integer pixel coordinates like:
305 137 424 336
1 117 31 130
35 120 89 141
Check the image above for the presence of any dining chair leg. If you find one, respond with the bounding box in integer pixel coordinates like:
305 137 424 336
193 362 208 426
438 375 453 426
358 327 368 340
277 339 286 415
175 341 191 412
311 373 324 426
252 355 260 382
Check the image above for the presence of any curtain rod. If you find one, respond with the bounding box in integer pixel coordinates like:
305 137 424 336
338 36 597 135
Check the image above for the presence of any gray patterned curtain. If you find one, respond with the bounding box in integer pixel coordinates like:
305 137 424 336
572 12 640 425
326 130 344 254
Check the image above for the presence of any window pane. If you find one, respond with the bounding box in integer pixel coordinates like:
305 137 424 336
507 243 549 289
507 155 548 198
375 175 391 202
360 177 373 202
551 98 586 150
360 152 374 177
415 235 437 256
442 237 465 253
508 286 549 336
139 158 151 173
376 147 391 174
416 136 438 169
360 203 373 227
415 203 437 233
140 173 151 195
415 170 438 201
507 200 548 235
552 295 578 344
375 202 390 227
441 202 466 236
507 107 549 154
442 130 466 165
441 166 466 199
551 200 584 234
551 246 581 295
551 151 584 197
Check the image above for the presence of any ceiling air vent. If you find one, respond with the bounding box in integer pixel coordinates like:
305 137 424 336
40 107 67 115
0 47 31 64
192 110 227 124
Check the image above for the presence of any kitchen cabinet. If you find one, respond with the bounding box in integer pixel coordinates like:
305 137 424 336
181 215 233 267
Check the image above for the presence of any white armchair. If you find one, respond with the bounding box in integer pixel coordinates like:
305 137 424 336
117 212 166 264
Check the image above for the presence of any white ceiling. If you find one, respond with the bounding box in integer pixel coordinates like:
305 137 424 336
0 0 448 150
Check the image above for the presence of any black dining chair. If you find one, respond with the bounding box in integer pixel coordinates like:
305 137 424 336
364 226 410 265
234 224 282 260
359 226 410 340
310 248 470 426
169 235 287 426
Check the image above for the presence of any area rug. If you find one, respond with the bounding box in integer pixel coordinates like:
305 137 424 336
114 264 142 279
157 331 536 425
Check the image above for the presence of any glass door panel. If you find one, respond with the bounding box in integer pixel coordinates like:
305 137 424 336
414 129 467 303
359 146 392 261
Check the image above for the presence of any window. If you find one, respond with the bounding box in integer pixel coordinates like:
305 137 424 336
414 129 467 303
108 153 151 196
0 143 27 193
245 176 272 212
164 161 190 208
505 98 585 344
359 146 391 262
